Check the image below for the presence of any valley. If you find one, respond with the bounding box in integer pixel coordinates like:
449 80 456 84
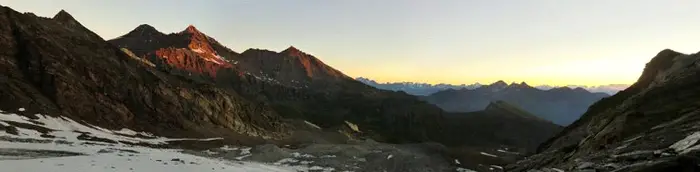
0 3 699 172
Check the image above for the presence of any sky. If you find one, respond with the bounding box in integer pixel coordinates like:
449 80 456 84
2 0 700 86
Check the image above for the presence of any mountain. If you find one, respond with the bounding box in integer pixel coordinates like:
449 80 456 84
110 23 564 169
109 24 448 144
0 6 565 171
536 84 630 95
0 7 287 143
423 81 609 125
508 49 700 171
355 77 482 96
109 24 234 79
235 46 351 88
443 100 562 150
357 77 629 95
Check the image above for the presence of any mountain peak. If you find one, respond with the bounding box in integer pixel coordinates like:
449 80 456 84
184 25 201 34
136 24 157 31
282 46 303 54
281 46 313 58
573 87 589 93
633 48 687 90
508 81 531 89
125 24 163 37
489 80 508 88
53 9 77 23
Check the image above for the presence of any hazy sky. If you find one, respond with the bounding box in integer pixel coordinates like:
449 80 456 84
3 0 700 86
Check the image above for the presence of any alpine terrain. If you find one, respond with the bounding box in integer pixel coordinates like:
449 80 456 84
0 6 563 172
1 3 692 172
508 49 700 171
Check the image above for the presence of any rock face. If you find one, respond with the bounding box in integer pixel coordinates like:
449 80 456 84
508 49 700 171
109 24 232 78
0 7 287 142
423 81 609 125
235 47 351 88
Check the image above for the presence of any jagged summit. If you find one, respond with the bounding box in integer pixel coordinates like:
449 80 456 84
281 45 308 57
125 24 163 37
488 80 508 88
53 9 75 22
507 81 532 89
633 48 688 90
49 9 104 40
110 23 231 78
283 46 300 52
183 24 201 34
136 24 158 32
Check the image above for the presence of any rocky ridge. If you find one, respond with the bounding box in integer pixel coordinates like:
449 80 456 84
508 49 700 171
423 81 609 125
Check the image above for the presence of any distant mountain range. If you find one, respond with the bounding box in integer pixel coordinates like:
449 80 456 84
355 77 483 96
421 81 609 125
356 77 629 95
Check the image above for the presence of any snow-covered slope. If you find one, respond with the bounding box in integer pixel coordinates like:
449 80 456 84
0 108 485 172
0 109 299 172
0 142 293 172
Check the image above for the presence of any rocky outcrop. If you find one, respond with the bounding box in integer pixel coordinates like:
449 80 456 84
508 49 700 171
150 47 230 77
0 7 288 142
110 24 232 78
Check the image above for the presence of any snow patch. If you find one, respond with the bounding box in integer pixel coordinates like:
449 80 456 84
220 145 239 151
456 167 478 172
496 149 519 154
191 48 205 53
304 121 322 130
113 128 153 137
239 147 252 155
0 141 295 172
0 109 338 172
203 57 224 65
273 158 299 165
214 54 226 61
309 166 334 171
480 152 498 158
670 131 700 153
320 155 336 158
551 168 565 172
291 152 315 158
0 112 222 145
344 121 360 133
